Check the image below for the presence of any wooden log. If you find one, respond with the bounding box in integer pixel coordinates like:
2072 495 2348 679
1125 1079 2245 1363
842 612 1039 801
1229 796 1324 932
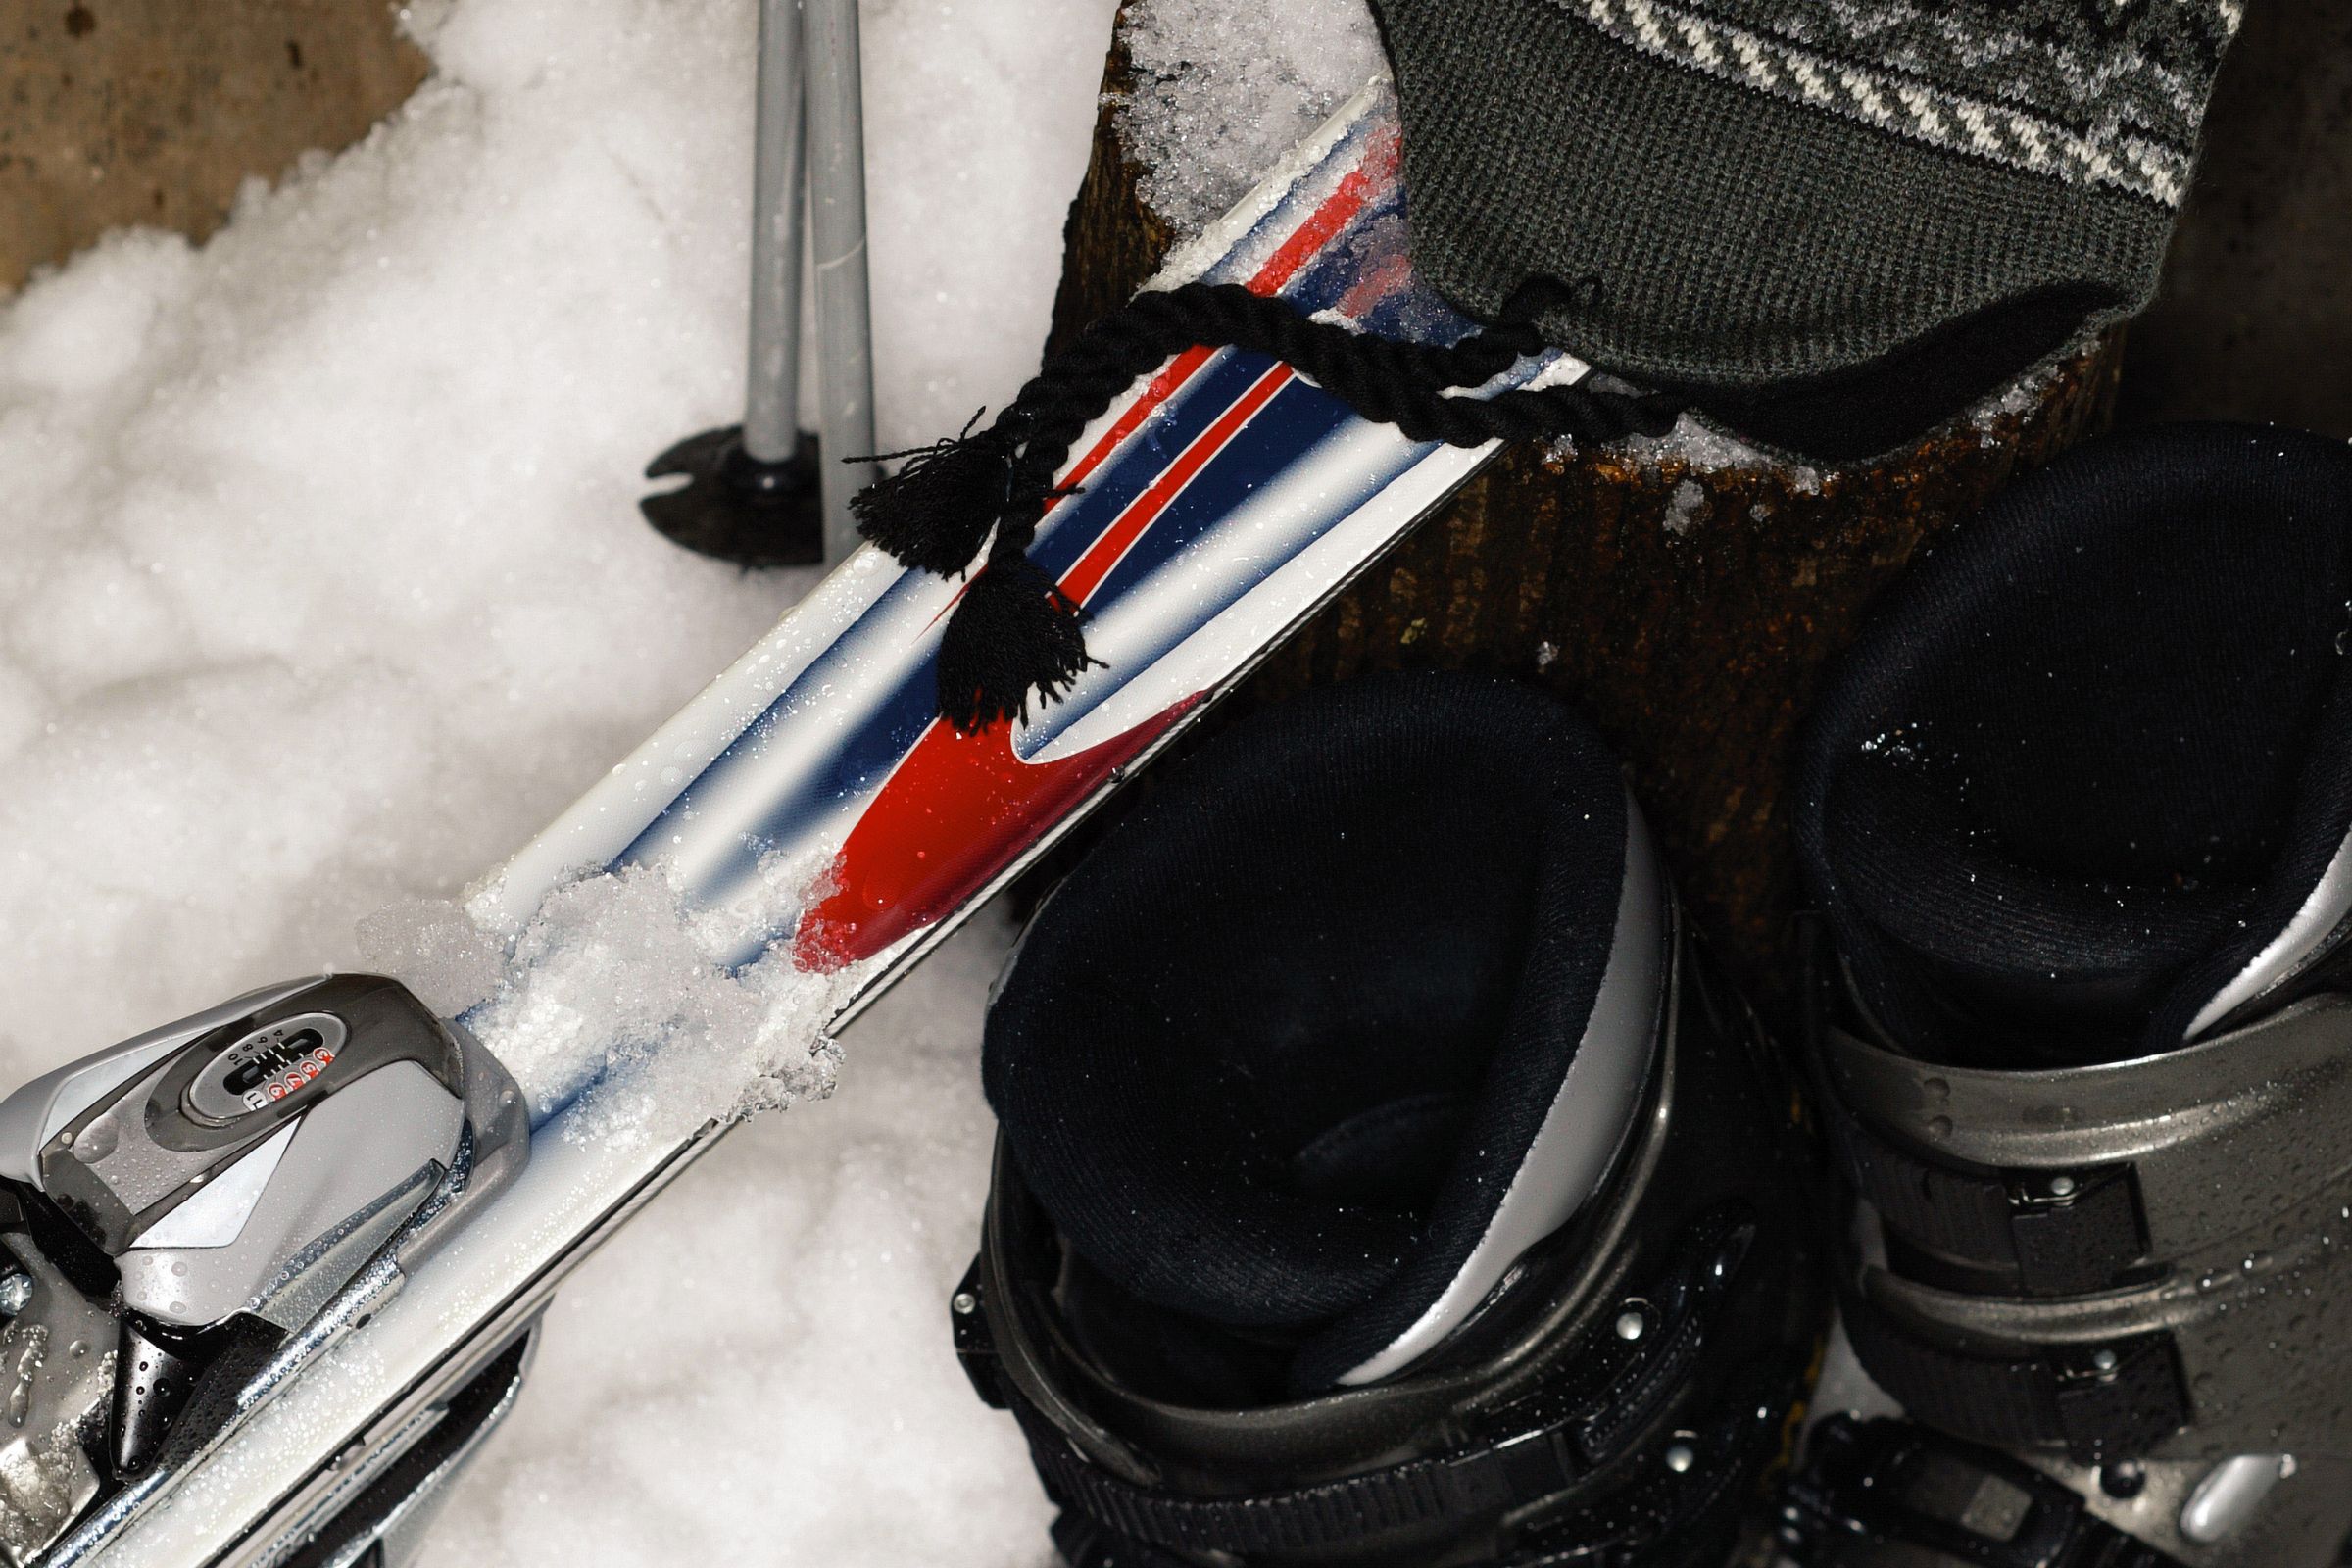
1043 15 2125 1021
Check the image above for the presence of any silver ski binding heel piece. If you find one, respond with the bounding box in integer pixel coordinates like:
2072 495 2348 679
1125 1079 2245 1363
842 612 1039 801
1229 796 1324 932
0 974 528 1566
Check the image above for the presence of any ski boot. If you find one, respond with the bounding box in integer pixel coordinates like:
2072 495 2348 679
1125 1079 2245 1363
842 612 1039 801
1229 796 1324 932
950 671 1826 1568
1786 424 2352 1567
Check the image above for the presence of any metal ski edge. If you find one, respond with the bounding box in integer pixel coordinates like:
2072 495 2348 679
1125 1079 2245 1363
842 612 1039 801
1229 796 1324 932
220 1121 720 1568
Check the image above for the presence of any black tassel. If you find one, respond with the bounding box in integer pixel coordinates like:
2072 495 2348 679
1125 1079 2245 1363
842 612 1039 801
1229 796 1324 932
849 414 1022 577
936 554 1103 734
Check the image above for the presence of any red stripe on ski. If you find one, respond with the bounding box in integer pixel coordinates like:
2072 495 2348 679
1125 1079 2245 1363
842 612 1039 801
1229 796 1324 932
1034 120 1389 505
1059 363 1294 607
797 363 1294 970
791 697 1197 969
920 358 1279 627
1248 122 1393 297
1053 346 1216 503
790 130 1394 972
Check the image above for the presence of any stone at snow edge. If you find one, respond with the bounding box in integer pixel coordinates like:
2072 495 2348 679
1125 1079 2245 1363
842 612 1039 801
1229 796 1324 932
0 1 429 292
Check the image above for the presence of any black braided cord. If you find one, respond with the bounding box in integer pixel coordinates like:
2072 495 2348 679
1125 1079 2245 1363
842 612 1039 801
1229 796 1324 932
857 280 1682 728
995 282 1679 528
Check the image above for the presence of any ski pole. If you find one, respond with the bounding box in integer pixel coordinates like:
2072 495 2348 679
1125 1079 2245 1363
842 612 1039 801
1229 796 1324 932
639 0 823 567
743 0 809 471
805 0 878 565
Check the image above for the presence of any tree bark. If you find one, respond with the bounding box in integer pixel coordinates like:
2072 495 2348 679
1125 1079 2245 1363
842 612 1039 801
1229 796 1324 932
1044 19 2124 1020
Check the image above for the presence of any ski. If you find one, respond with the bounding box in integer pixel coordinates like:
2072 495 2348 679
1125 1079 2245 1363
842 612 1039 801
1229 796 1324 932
18 76 1587 1568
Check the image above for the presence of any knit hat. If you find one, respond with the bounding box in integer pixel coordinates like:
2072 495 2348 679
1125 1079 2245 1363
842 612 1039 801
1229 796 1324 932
1367 0 2242 459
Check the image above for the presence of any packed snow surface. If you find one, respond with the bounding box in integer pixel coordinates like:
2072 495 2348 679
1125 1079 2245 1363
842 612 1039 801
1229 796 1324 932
0 0 1115 1560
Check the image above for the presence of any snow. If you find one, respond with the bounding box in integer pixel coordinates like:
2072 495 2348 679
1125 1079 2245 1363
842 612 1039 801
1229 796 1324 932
1663 477 1707 536
362 851 850 1152
0 0 1112 1561
440 867 846 1147
440 911 1044 1568
1117 0 1384 236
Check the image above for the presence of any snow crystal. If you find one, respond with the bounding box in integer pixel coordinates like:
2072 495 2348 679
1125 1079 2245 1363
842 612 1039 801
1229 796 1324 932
1969 345 2074 429
1600 350 2075 488
1592 414 1827 493
0 0 1114 1560
1605 415 1774 474
1663 478 1707 536
356 897 508 1019
1117 0 1386 235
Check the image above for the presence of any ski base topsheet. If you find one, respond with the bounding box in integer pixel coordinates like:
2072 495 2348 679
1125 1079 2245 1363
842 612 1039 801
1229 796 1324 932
86 76 1584 1568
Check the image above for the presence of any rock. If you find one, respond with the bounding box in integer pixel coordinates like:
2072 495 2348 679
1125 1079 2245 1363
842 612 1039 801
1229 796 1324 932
0 0 427 292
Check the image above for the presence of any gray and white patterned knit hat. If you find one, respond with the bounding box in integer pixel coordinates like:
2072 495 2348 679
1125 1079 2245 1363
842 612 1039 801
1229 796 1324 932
1367 0 2242 458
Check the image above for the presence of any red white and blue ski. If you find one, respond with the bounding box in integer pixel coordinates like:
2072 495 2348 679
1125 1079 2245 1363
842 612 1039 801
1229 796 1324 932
94 77 1584 1568
480 80 1560 995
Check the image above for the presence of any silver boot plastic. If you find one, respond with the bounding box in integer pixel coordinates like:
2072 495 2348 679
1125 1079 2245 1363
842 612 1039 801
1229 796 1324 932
1810 989 2352 1566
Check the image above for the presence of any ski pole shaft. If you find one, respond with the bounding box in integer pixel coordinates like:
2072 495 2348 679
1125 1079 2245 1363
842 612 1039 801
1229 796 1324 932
806 0 877 564
743 0 808 466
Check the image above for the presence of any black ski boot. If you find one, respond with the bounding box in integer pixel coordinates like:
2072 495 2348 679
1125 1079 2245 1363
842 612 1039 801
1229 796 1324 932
950 671 1825 1568
1787 424 2352 1567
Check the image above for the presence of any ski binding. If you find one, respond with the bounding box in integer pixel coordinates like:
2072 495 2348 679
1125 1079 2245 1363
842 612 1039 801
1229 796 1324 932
0 976 526 1566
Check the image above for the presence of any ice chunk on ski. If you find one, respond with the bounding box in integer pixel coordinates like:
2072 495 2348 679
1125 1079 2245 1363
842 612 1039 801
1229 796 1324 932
365 846 846 1147
459 861 844 1146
